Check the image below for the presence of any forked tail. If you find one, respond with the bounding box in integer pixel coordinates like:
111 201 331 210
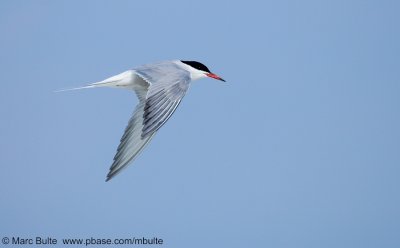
55 70 135 92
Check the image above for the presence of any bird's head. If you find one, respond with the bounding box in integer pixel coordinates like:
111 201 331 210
180 60 225 82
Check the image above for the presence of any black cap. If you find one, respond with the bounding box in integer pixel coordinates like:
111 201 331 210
180 61 211 73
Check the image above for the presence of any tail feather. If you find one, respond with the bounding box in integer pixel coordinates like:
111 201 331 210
55 70 135 93
54 85 97 92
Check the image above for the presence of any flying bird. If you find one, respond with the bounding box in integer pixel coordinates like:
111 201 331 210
63 60 225 181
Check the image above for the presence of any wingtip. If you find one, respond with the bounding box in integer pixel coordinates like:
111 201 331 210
105 173 114 182
106 167 121 181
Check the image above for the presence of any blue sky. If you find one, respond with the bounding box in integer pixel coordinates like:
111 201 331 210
1 0 399 247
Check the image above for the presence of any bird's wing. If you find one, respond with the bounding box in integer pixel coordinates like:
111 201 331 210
106 66 191 181
106 85 152 181
135 62 191 138
141 78 190 138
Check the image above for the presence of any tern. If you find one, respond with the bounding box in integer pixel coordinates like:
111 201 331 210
63 60 225 181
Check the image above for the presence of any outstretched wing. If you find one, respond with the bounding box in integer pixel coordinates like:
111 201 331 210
106 67 191 181
106 99 155 181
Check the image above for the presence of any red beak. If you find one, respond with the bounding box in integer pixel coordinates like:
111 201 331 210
207 73 226 82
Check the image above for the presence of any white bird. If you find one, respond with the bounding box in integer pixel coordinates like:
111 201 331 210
63 60 225 181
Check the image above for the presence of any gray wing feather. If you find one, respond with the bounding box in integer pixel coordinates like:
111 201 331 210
135 63 191 138
141 81 188 138
106 64 191 181
106 99 155 181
